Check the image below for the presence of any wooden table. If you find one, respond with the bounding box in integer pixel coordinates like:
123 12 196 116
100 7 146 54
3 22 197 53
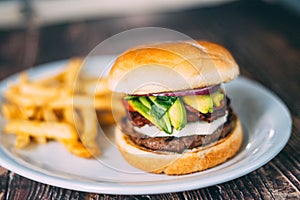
0 0 299 199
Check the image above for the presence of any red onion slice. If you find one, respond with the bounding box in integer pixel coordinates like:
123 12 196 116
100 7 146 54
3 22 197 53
137 85 221 97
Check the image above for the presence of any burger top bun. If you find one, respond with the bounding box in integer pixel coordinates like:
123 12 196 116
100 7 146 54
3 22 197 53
108 41 239 95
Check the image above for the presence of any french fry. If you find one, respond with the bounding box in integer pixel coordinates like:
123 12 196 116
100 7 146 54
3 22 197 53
36 108 57 143
49 95 92 109
42 108 58 122
33 136 47 144
97 111 115 125
1 57 115 158
33 108 43 121
2 103 20 119
2 103 34 120
80 108 100 156
81 109 98 135
95 96 113 111
5 120 78 141
15 134 30 148
19 106 36 120
60 140 96 158
18 82 71 98
48 95 112 111
63 107 84 133
63 58 82 87
63 107 75 124
4 88 55 107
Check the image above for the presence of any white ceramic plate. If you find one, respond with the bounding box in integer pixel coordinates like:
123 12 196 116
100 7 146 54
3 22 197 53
0 58 291 195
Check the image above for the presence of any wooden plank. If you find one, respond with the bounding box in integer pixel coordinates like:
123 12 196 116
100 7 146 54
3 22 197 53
0 167 9 200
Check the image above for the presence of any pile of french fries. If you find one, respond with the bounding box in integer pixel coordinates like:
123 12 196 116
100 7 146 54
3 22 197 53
1 58 114 158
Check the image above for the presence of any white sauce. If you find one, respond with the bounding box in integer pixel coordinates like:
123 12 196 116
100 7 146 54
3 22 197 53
133 113 227 138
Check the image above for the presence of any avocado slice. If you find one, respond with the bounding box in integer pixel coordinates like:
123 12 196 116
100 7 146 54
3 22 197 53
157 113 173 134
211 92 224 107
183 95 213 114
139 96 152 108
148 96 176 120
138 96 167 119
168 98 187 130
128 99 152 121
148 96 173 134
128 99 173 134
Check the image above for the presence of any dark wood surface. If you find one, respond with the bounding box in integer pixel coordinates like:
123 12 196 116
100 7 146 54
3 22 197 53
0 0 300 199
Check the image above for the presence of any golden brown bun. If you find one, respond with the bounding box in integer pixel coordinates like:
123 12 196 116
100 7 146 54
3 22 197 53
115 118 243 175
109 41 239 94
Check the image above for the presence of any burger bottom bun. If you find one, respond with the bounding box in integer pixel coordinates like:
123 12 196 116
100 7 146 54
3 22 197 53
115 118 243 175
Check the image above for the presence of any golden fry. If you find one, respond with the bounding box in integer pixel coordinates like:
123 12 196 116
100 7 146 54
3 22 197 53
33 136 47 144
49 95 89 109
4 89 54 107
15 134 30 148
60 140 97 158
94 96 112 110
80 108 100 155
63 58 82 87
19 106 36 120
42 108 58 122
97 111 115 125
5 120 78 141
63 107 75 124
81 108 98 140
1 58 114 158
63 107 84 133
2 103 35 120
49 95 111 110
2 103 19 119
33 108 43 121
18 82 71 98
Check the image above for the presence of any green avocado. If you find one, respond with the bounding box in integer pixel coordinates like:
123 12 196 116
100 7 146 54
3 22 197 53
157 114 173 134
212 92 224 107
148 96 173 134
139 96 152 108
183 95 213 114
128 99 151 121
168 98 187 130
128 98 173 134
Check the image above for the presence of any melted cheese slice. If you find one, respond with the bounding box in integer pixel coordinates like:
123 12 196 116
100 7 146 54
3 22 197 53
133 113 227 138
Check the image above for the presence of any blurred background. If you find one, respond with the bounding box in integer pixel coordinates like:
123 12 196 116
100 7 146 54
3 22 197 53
0 0 299 80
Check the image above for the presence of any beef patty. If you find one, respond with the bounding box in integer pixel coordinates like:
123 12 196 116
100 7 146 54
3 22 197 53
121 105 236 153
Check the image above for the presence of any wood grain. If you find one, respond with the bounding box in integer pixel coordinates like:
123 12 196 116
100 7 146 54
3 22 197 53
0 0 299 199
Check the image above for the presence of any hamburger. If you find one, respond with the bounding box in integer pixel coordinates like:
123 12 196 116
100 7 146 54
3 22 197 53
108 41 242 175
